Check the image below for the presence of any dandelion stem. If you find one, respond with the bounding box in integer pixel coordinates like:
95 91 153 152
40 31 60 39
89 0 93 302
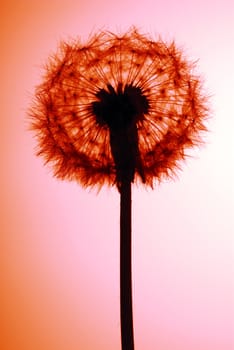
120 179 134 350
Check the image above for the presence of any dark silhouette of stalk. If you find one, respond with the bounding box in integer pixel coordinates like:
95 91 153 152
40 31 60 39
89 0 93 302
120 179 134 350
92 82 144 350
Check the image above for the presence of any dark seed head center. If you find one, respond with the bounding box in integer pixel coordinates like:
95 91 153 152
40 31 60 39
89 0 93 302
92 83 149 131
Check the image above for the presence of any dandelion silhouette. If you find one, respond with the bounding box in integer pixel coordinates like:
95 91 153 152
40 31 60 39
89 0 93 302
29 28 208 350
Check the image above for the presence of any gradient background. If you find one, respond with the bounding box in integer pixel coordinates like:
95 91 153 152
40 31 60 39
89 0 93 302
1 0 233 349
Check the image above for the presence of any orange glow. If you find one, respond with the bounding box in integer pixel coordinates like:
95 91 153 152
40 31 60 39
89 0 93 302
1 1 233 350
29 29 208 190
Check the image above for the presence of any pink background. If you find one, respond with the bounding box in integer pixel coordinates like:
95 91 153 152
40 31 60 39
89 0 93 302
1 0 233 349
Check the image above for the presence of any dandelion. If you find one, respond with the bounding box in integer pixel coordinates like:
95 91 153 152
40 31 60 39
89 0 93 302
29 28 208 350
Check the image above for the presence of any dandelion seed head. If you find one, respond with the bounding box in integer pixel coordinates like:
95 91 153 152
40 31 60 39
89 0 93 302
29 27 209 190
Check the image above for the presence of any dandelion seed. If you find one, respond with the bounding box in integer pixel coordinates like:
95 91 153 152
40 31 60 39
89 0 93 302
29 28 208 190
